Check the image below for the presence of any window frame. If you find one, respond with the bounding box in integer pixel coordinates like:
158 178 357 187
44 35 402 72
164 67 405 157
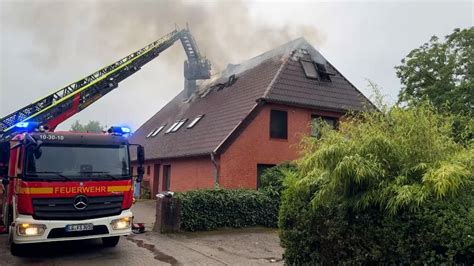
311 115 338 138
163 165 171 191
300 60 319 80
270 109 288 140
171 119 188 132
257 164 276 189
151 124 166 137
187 115 204 129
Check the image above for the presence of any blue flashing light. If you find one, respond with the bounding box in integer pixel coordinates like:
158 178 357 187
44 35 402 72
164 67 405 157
16 122 30 128
107 126 132 136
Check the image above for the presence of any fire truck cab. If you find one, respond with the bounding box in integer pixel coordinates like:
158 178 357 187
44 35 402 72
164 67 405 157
0 125 145 255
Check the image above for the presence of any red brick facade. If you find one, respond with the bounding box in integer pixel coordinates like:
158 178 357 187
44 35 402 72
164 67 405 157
134 103 343 196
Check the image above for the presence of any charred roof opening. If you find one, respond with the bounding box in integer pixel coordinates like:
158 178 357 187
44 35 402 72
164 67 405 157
315 63 334 82
300 60 318 79
210 74 239 92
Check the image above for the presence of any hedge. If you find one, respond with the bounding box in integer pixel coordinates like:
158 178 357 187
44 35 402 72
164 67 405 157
175 188 279 231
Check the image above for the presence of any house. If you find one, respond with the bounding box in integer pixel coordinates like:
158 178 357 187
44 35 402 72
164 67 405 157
130 38 373 197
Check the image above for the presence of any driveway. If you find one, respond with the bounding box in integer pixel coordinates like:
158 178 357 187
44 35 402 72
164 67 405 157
0 200 284 265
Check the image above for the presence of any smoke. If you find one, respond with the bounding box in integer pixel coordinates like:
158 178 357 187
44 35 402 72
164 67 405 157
1 0 324 72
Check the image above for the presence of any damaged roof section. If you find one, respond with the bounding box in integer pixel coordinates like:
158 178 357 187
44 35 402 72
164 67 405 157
131 38 374 160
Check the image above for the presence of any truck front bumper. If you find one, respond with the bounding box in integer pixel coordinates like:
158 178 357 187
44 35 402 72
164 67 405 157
12 209 132 244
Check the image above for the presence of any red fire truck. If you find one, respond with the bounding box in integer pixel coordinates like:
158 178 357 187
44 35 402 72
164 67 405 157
0 26 210 255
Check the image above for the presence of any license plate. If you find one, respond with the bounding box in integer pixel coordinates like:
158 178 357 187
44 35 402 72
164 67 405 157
65 223 94 232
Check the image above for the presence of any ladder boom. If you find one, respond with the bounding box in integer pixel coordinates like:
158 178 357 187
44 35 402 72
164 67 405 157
0 27 210 141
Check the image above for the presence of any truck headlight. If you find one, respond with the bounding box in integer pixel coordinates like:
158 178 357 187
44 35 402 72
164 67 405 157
17 224 46 236
111 217 131 230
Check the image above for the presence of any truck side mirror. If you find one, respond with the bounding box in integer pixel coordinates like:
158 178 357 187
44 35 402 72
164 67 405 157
136 166 145 183
0 142 10 177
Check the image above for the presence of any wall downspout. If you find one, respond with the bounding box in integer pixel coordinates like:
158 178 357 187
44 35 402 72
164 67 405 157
210 152 220 187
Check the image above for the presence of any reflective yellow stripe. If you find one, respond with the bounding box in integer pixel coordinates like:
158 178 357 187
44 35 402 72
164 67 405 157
107 186 131 192
18 187 54 194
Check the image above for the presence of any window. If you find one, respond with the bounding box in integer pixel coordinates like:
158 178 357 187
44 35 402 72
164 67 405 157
311 115 337 137
163 165 171 191
270 110 288 139
300 60 318 79
257 164 276 189
146 130 154 138
315 63 333 82
171 119 188 132
147 165 151 175
165 122 179 134
187 115 204 129
151 125 166 137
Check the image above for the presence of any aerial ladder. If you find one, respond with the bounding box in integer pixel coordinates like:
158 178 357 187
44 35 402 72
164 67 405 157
0 27 211 142
0 26 211 233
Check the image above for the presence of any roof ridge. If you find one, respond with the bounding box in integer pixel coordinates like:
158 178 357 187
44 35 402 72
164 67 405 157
262 56 290 99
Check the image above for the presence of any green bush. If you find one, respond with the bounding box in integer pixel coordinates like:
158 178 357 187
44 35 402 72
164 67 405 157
259 162 296 193
175 188 279 231
279 105 474 264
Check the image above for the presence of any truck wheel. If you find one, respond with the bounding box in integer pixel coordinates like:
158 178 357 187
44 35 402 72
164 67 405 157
102 236 120 247
10 242 22 257
9 226 22 257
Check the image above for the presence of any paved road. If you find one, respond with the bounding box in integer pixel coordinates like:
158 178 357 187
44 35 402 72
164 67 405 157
0 200 283 265
0 235 159 266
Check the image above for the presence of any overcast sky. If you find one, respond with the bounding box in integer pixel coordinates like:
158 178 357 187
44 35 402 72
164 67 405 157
0 0 472 131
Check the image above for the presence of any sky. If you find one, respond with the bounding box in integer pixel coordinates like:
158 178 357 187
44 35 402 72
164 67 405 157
0 0 472 131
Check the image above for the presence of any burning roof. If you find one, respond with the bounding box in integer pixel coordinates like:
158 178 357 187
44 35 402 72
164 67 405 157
130 38 373 160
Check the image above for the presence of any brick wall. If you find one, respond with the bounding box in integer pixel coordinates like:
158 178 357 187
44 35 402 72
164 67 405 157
219 103 343 189
134 156 215 195
134 103 343 193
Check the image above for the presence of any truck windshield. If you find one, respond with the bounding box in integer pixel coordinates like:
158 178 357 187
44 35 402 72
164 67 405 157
24 144 130 180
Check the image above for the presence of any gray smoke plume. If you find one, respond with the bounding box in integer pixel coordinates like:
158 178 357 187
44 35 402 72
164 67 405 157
1 0 324 72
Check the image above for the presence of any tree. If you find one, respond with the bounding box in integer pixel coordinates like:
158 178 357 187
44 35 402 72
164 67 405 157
395 27 473 116
70 120 104 133
279 105 473 264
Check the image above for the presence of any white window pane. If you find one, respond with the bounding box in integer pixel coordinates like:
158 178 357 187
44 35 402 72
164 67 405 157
187 115 204 129
171 119 188 132
151 125 166 137
165 122 179 134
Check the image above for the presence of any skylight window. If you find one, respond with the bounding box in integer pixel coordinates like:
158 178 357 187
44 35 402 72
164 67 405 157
171 119 188 132
151 124 166 137
146 130 155 138
187 115 204 129
165 122 179 134
300 60 318 79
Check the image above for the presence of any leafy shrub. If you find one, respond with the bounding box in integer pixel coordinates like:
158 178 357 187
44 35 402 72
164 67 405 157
140 182 151 199
279 105 474 264
259 162 296 193
175 188 279 231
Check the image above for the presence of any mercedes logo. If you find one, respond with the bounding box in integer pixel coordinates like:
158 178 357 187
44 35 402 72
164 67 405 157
73 195 88 210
